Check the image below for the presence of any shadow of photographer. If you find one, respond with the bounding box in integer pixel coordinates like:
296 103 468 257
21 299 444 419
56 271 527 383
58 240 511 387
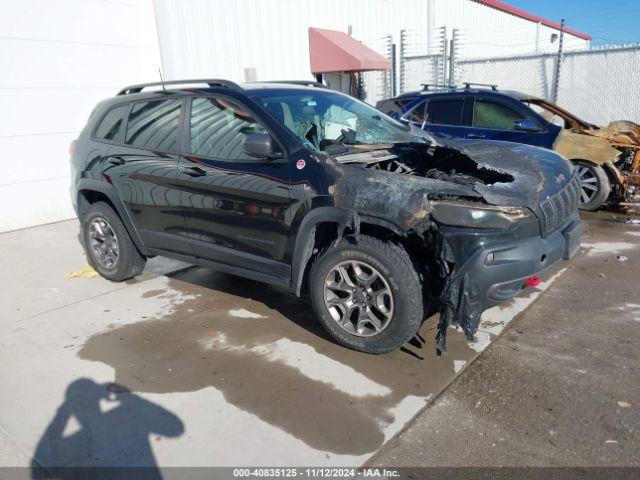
31 378 183 479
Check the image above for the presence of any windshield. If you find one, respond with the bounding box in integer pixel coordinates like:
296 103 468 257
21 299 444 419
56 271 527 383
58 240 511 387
250 89 415 150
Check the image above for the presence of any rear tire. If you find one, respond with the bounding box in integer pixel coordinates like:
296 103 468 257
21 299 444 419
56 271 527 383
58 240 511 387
309 235 423 354
82 202 146 281
573 160 610 211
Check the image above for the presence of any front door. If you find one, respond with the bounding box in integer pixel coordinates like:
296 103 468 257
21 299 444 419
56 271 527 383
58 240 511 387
178 95 292 281
105 97 190 254
466 96 552 147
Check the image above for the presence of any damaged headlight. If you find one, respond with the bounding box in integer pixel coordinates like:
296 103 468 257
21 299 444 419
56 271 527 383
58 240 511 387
430 200 534 229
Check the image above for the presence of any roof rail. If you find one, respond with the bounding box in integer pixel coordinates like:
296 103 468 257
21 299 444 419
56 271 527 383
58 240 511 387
117 79 243 95
263 80 329 89
462 82 498 90
421 83 457 91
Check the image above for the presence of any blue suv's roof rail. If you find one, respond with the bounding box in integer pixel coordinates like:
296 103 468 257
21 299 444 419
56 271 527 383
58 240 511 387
421 83 457 91
462 82 498 90
117 79 243 95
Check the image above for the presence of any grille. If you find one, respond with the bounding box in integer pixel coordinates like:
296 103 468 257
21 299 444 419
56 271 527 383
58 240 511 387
539 173 581 236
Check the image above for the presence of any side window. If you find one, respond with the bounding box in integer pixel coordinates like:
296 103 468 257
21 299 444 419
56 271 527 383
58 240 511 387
473 99 526 130
190 96 266 160
424 99 464 126
125 99 181 152
95 105 128 142
406 100 428 124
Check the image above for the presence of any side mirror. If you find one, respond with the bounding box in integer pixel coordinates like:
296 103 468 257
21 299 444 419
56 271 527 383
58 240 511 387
514 119 542 132
242 132 283 159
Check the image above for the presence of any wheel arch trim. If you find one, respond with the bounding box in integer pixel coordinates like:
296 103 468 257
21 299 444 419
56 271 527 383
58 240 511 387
76 179 147 253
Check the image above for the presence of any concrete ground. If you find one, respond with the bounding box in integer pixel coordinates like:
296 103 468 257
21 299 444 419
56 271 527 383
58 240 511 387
372 211 640 467
0 210 637 471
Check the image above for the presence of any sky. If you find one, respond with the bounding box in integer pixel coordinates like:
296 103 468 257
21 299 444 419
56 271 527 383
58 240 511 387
503 0 640 46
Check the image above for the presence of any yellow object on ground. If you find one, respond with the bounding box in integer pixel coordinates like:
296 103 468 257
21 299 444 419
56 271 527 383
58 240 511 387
66 264 98 279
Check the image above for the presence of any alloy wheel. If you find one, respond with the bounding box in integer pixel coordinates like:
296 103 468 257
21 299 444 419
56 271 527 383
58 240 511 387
323 260 394 337
576 165 599 205
88 217 119 269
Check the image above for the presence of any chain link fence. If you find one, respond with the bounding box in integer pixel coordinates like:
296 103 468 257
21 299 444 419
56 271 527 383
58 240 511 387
399 28 447 93
391 26 640 125
453 44 640 125
360 34 394 105
360 26 640 126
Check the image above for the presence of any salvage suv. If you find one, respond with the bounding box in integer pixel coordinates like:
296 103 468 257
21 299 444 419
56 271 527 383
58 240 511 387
71 79 581 355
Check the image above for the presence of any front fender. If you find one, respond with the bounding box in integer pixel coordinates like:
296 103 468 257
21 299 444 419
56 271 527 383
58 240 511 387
290 206 356 296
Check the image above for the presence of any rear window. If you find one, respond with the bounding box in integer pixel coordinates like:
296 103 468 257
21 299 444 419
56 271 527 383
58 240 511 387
94 105 128 141
425 99 464 126
125 99 182 152
376 98 414 117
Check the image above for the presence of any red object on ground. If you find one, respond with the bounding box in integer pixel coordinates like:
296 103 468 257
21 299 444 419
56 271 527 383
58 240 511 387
308 27 392 74
524 276 542 287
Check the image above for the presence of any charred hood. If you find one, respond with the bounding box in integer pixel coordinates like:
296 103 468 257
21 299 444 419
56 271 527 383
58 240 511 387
443 139 576 207
325 138 576 234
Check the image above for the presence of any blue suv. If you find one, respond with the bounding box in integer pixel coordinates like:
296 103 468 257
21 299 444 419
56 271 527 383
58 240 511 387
377 84 630 211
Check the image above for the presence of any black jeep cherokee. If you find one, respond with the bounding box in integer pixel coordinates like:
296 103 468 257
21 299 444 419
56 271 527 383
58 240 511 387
71 79 581 355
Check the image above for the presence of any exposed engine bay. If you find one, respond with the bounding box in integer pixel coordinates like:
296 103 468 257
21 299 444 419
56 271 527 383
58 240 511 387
332 143 514 190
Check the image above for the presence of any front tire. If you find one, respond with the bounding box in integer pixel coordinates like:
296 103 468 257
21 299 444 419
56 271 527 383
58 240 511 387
573 160 610 211
309 235 423 354
82 202 146 281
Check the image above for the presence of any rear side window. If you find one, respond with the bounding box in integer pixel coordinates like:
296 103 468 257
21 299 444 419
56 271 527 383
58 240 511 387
95 105 127 141
125 99 182 152
424 99 464 126
377 98 413 117
473 99 524 130
189 96 266 160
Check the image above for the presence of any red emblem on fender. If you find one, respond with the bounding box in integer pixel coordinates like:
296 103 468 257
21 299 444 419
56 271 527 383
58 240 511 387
296 159 306 170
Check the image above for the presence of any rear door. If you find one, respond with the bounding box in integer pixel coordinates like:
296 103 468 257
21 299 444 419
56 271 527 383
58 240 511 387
177 94 292 282
104 97 190 254
405 96 468 140
467 96 553 147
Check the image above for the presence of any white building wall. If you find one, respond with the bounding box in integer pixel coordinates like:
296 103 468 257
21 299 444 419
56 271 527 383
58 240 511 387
0 0 161 232
154 0 587 84
153 0 433 82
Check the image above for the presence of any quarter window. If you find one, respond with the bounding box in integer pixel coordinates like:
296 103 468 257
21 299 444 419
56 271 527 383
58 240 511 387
407 100 428 124
190 96 266 160
125 99 182 152
377 98 413 117
473 100 526 130
95 105 127 141
424 100 464 126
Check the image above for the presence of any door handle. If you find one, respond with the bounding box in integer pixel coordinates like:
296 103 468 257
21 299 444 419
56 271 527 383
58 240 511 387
106 155 125 165
467 133 486 139
179 166 207 177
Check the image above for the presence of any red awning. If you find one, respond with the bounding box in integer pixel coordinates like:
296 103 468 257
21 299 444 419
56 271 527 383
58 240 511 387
308 27 392 74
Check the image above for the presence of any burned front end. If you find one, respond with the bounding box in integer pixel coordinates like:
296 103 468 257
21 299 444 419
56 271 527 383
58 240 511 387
525 97 640 207
326 138 581 354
